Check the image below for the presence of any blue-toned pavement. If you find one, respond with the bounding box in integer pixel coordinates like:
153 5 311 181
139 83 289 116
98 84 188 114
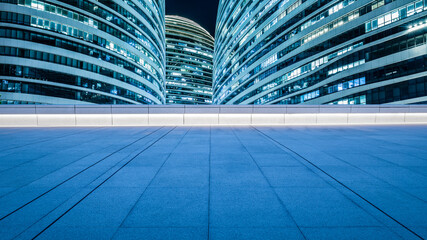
0 126 426 239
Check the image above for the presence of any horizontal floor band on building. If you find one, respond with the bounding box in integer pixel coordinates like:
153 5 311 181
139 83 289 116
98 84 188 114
0 105 427 127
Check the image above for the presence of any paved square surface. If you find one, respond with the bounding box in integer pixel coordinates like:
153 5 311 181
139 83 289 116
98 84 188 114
0 126 426 239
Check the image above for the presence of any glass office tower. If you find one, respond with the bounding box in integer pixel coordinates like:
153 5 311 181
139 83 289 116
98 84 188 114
0 0 166 104
214 0 427 105
165 15 214 104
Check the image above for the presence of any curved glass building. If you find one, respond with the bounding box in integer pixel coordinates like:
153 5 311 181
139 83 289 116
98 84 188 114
0 0 166 104
214 0 427 105
165 15 214 104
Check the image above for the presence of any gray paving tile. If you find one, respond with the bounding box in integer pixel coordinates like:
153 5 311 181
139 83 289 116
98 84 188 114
291 150 350 167
318 165 389 188
0 186 82 227
126 153 172 167
262 166 330 188
361 166 427 188
210 186 296 227
209 227 304 240
0 187 14 198
239 144 284 154
113 227 206 240
275 187 382 227
37 226 116 240
405 166 427 177
150 166 209 188
164 153 210 167
352 187 427 227
249 153 302 167
0 165 56 187
404 187 427 202
0 152 49 167
102 167 158 188
301 227 403 240
0 223 28 240
412 227 427 239
122 187 208 227
333 153 395 167
0 186 51 218
52 187 144 227
375 153 427 167
210 165 269 188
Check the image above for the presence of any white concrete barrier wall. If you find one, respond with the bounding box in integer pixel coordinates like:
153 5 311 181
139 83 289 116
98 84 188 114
0 105 427 127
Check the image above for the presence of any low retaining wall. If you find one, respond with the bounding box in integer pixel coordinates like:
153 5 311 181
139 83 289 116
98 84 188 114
0 105 427 127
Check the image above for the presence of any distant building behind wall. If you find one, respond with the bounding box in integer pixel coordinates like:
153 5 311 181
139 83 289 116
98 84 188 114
165 15 214 104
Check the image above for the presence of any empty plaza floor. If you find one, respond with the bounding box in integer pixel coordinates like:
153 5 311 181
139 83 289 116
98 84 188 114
0 126 427 240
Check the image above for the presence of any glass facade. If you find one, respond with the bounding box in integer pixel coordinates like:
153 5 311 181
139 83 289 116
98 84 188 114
0 0 166 104
214 0 427 105
165 16 214 104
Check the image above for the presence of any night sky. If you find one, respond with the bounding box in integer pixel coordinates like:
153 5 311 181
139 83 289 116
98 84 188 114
165 0 220 37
